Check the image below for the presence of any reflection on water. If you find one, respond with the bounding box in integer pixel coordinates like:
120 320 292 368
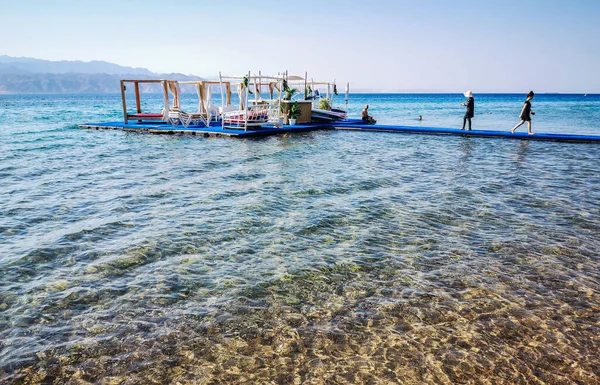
458 138 475 164
515 140 531 164
1 95 600 384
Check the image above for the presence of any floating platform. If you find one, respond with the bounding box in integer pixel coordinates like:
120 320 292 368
334 123 600 143
78 120 344 137
79 120 600 143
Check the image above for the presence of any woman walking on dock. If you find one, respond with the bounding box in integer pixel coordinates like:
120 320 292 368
461 90 474 130
511 91 535 134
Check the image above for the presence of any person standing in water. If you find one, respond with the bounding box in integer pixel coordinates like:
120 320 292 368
461 90 474 130
511 91 535 134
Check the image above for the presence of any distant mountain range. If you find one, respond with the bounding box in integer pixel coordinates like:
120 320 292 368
0 55 202 94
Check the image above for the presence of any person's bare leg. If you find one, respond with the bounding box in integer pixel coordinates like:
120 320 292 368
527 121 533 134
511 120 525 133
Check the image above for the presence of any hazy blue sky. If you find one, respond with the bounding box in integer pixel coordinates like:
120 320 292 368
1 0 599 92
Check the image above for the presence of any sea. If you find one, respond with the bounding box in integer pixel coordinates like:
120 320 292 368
1 93 599 384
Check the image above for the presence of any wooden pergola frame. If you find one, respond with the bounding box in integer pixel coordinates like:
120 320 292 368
120 79 168 124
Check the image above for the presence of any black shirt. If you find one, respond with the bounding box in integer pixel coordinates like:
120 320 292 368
465 97 474 118
520 100 531 121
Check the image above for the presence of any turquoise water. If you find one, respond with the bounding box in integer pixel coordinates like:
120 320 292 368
1 93 600 384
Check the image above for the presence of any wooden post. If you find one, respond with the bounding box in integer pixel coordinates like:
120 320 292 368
226 83 231 105
134 82 141 113
134 81 142 122
120 80 128 124
163 80 169 110
199 82 206 114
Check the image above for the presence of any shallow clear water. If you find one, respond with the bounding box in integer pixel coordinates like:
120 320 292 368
1 94 599 384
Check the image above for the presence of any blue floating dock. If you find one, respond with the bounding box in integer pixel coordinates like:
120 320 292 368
333 123 600 143
79 120 600 143
78 120 335 137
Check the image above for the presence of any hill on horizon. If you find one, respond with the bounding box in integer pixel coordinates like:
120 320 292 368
0 55 202 94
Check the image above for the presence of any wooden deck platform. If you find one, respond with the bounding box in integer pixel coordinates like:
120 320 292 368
78 120 600 143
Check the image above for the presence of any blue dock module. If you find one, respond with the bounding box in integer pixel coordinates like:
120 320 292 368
332 123 600 143
78 120 336 137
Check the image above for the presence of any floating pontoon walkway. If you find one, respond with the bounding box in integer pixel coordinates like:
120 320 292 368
79 120 600 143
333 123 600 143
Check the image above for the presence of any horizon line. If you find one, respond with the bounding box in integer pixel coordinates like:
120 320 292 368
0 91 597 96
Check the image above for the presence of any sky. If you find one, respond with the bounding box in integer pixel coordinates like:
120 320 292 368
1 0 599 92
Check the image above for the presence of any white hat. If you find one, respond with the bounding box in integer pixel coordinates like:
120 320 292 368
464 90 473 97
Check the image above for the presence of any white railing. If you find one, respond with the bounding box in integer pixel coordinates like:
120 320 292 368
219 71 284 131
221 103 273 130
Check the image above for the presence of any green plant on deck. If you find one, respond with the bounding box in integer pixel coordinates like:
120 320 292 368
288 101 301 119
241 75 254 95
318 98 332 111
281 78 299 100
284 87 297 101
304 85 312 99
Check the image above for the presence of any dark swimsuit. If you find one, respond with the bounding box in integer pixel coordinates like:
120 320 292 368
462 97 474 129
520 100 531 121
464 97 474 118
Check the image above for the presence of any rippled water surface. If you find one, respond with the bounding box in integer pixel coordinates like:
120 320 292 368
1 94 600 384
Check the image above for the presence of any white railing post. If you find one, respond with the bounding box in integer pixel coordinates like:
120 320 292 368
219 72 225 130
332 79 336 105
244 71 250 131
345 82 349 115
277 75 282 125
257 70 262 102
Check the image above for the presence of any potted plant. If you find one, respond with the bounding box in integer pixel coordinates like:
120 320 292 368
288 101 301 126
318 98 331 111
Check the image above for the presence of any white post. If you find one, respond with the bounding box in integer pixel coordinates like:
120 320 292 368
277 75 282 125
333 79 336 105
345 82 349 116
278 72 283 104
257 70 261 101
311 78 315 108
219 72 225 129
304 71 307 100
244 71 250 131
